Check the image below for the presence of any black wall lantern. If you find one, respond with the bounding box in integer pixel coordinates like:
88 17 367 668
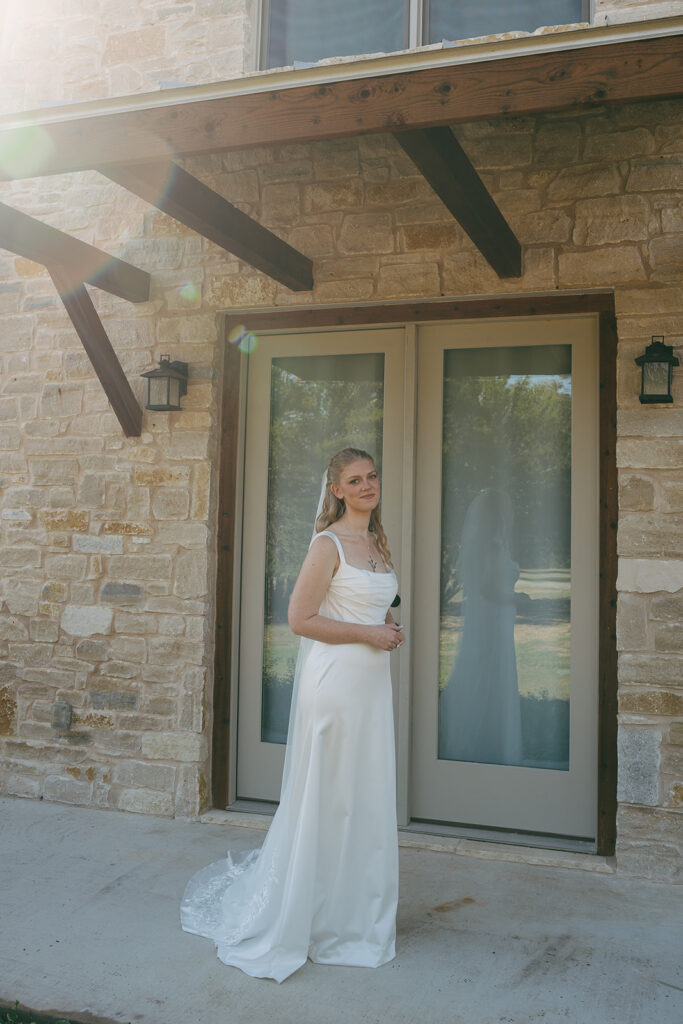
635 336 679 404
141 355 189 411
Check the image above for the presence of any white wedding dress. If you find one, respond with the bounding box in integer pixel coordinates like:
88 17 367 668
181 530 399 982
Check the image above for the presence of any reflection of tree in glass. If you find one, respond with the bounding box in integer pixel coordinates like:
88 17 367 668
440 373 571 614
261 359 384 743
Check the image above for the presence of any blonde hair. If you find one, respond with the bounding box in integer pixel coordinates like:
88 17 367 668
315 447 393 568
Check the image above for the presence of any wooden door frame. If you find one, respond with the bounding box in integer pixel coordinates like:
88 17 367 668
212 290 618 856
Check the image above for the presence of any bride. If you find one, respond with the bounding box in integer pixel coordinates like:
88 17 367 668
181 447 404 982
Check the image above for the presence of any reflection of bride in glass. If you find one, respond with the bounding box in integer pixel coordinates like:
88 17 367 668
439 488 526 767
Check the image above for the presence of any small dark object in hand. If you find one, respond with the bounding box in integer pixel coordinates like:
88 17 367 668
391 593 401 608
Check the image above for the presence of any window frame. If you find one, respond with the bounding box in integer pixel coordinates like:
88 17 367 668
258 0 594 71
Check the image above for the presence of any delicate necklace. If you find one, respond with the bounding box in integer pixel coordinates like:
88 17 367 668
341 528 382 572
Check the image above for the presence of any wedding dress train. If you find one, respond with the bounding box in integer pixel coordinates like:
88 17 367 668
181 530 399 982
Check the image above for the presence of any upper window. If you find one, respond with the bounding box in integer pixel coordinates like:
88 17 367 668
262 0 588 70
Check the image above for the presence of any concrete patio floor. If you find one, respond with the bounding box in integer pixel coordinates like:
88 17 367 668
1 795 681 1024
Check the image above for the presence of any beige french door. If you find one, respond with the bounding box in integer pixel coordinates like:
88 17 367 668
237 328 406 802
411 316 599 839
234 315 600 841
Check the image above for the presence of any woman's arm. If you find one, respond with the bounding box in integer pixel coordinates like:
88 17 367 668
288 536 404 651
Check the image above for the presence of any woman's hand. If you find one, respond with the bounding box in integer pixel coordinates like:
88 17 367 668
365 623 405 651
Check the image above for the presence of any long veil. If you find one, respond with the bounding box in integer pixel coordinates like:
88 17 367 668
279 470 328 800
180 472 329 978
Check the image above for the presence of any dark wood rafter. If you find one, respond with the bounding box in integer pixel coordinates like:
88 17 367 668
215 292 619 855
0 201 150 302
0 34 681 179
394 127 521 278
49 267 143 437
101 161 314 292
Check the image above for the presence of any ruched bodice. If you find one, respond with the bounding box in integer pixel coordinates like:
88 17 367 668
313 530 398 626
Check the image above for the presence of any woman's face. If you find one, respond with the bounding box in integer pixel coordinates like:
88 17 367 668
331 459 380 513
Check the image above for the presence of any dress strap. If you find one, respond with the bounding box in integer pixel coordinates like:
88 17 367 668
311 529 346 563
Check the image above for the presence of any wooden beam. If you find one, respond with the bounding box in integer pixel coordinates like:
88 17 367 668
0 34 681 178
0 202 149 302
101 161 313 292
395 127 521 278
49 267 143 437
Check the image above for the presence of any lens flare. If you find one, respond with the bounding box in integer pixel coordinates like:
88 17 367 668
238 332 258 353
228 324 247 345
0 124 56 178
178 280 200 303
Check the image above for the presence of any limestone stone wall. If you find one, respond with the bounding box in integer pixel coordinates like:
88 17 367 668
0 94 681 877
0 0 255 115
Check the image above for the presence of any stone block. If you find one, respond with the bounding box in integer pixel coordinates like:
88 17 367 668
376 262 440 299
134 465 189 486
0 685 17 735
0 426 21 450
0 546 40 568
648 235 683 278
615 841 681 883
654 622 683 652
400 223 460 251
113 760 175 791
148 637 203 666
98 660 138 679
533 121 581 165
114 611 159 635
74 535 122 555
620 690 683 715
618 408 683 438
617 594 650 651
583 127 654 161
100 583 144 606
160 433 210 462
30 458 79 483
617 726 661 805
75 638 108 662
260 161 312 184
44 554 87 580
40 510 89 532
43 774 92 806
108 555 173 581
659 480 683 513
152 487 190 520
71 584 95 605
101 521 152 537
0 618 31 643
558 247 646 287
627 157 683 192
620 652 681 690
651 592 683 622
547 164 621 201
460 133 532 168
141 731 207 762
618 513 683 559
40 383 83 419
89 690 138 710
573 196 650 245
78 474 106 508
261 183 301 226
338 214 394 255
617 558 683 594
116 788 174 817
515 209 572 245
1 509 31 522
109 636 147 662
29 619 59 643
670 722 683 745
175 765 209 818
174 549 209 599
61 605 113 637
102 25 166 65
619 475 654 511
4 578 41 617
303 181 363 214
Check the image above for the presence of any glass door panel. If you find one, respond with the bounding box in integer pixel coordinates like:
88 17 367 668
238 329 405 802
412 317 599 839
438 345 572 771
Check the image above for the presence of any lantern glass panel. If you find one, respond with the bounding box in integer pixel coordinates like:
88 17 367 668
168 377 181 408
643 362 669 396
149 376 169 408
